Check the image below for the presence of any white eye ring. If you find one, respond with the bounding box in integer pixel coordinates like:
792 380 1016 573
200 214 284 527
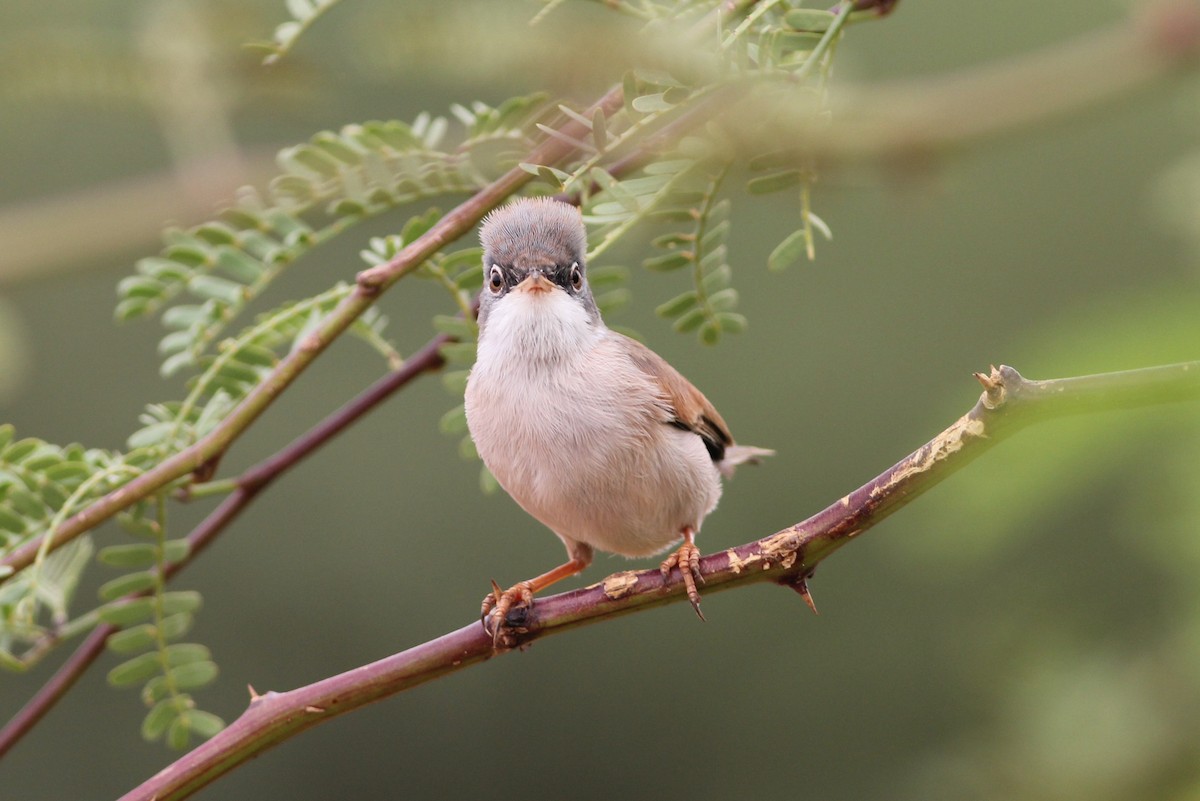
487 264 504 294
569 262 583 291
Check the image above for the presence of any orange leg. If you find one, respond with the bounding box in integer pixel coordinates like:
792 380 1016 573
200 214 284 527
482 546 592 646
660 526 705 621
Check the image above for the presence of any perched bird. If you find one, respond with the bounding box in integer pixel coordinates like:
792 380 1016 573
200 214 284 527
465 197 771 641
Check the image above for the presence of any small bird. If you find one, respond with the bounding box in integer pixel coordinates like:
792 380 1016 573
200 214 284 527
465 197 771 642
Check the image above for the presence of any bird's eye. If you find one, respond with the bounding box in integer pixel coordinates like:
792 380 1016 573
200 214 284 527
488 265 504 294
569 262 583 291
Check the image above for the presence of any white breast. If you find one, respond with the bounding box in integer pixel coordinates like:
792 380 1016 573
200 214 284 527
465 290 721 557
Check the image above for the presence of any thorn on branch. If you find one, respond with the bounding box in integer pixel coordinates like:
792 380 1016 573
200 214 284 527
779 571 819 614
973 364 1006 409
193 453 223 484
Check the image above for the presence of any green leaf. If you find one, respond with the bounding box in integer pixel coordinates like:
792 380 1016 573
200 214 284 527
98 543 159 569
162 539 191 565
44 461 94 484
98 571 158 602
107 624 158 654
116 512 161 539
101 591 201 626
438 342 476 365
591 108 607 151
162 591 204 616
188 275 246 306
0 423 15 451
188 710 225 739
431 315 475 339
672 307 707 333
168 659 219 690
195 222 238 246
454 268 484 291
231 343 278 368
214 247 266 283
215 359 262 385
643 252 693 272
708 288 739 312
114 297 151 320
126 422 178 451
596 288 631 315
118 275 167 300
140 675 172 705
441 370 470 395
699 320 721 345
441 247 483 274
702 264 732 292
164 643 211 666
700 220 730 252
746 170 803 195
142 699 179 741
6 487 45 519
631 93 674 113
98 598 157 626
655 291 698 318
0 505 25 533
518 163 569 188
159 612 195 642
587 264 628 289
166 716 192 750
768 229 808 272
108 651 163 687
716 312 748 334
39 480 69 511
439 405 468 435
136 257 192 283
2 438 42 463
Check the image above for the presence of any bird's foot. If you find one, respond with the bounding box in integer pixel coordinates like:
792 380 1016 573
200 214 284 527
480 580 534 648
660 540 706 621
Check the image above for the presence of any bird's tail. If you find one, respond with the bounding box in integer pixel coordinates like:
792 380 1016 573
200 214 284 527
718 445 774 479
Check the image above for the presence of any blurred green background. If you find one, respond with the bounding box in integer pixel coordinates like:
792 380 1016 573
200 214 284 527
2 1 1200 799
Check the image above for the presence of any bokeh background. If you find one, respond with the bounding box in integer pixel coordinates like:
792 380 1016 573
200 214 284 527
3 1 1200 799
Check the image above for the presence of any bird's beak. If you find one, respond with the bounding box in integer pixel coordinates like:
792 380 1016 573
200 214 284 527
515 271 555 295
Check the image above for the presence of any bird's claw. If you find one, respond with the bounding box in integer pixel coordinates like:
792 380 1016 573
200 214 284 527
480 580 534 648
661 542 706 621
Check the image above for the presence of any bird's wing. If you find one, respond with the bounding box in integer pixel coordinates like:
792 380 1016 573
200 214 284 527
616 333 732 464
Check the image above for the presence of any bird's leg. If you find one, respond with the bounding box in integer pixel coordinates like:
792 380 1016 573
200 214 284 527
482 542 593 646
661 526 705 621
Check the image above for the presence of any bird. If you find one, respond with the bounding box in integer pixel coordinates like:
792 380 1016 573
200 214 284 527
464 196 771 643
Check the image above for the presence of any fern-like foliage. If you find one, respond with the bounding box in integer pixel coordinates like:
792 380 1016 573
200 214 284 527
116 96 550 462
98 494 222 749
0 425 220 744
119 96 548 378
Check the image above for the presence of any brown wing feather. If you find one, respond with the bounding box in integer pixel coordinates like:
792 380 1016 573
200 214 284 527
617 334 733 463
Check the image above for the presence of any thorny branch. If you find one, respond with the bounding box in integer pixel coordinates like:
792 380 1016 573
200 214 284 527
119 361 1200 801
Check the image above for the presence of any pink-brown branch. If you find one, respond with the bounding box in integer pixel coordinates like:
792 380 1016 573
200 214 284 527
119 361 1200 801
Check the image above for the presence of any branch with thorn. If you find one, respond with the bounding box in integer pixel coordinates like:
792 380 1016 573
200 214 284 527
114 360 1200 801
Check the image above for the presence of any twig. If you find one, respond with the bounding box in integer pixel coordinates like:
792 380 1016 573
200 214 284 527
118 361 1200 801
